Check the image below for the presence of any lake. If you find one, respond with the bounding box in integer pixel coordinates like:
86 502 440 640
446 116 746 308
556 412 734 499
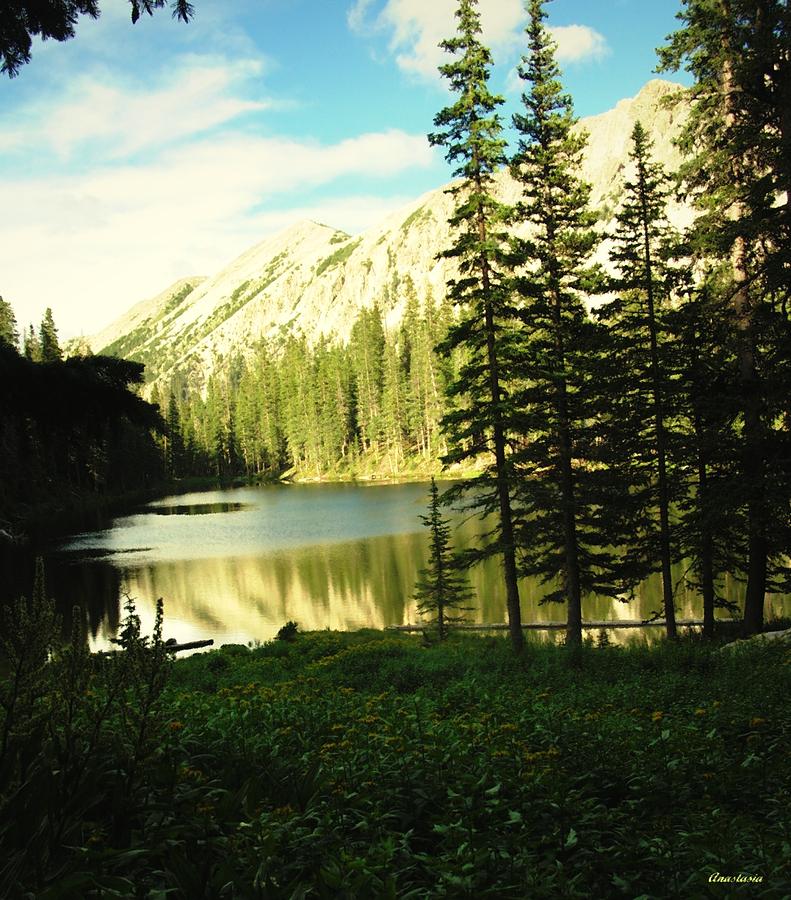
13 482 791 649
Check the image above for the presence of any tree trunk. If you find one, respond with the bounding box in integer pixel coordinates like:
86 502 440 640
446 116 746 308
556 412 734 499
719 44 767 636
476 178 523 654
639 169 677 639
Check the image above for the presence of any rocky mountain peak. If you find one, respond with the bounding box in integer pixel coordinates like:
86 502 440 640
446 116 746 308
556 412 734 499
89 79 690 394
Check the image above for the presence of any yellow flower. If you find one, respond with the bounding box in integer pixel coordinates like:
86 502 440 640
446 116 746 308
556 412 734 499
694 708 707 717
651 711 664 723
168 721 185 732
749 717 766 728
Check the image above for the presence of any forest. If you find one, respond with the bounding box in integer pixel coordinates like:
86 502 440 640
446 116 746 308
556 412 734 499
1 0 790 893
2 0 790 648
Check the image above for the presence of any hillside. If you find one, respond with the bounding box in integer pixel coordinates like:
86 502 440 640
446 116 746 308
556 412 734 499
90 79 689 391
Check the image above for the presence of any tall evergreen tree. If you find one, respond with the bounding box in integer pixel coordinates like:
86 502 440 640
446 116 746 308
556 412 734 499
670 276 744 637
380 335 407 475
23 325 41 362
599 121 680 638
39 308 62 362
660 0 791 634
350 305 385 455
430 0 524 652
414 477 474 640
509 0 611 646
0 297 19 350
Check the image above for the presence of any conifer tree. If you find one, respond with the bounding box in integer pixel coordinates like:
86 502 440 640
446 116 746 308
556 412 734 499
39 308 62 362
23 324 41 362
509 0 611 646
0 297 19 350
381 336 407 475
660 0 791 633
599 121 680 638
430 0 524 652
670 277 744 637
165 388 184 479
414 478 474 640
350 305 385 455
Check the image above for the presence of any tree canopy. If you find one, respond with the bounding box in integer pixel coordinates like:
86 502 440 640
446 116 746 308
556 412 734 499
1 0 194 77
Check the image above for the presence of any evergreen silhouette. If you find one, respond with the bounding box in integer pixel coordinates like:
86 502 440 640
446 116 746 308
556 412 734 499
509 0 612 646
599 121 680 638
430 0 525 653
1 1 195 77
660 0 791 634
39 308 62 363
0 297 19 349
414 478 473 640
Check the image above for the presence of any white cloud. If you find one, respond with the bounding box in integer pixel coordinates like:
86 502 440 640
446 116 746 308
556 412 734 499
0 56 269 159
548 25 609 64
349 2 610 80
0 129 436 337
349 0 526 81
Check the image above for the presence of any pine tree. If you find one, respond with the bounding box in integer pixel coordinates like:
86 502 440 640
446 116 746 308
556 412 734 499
165 388 184 479
599 121 680 638
659 0 791 634
670 277 744 637
414 478 474 640
350 305 385 455
39 308 62 362
509 0 610 646
430 0 524 652
0 297 19 350
380 335 407 475
23 324 41 362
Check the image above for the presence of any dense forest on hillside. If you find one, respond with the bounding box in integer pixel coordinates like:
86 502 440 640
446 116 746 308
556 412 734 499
151 278 458 481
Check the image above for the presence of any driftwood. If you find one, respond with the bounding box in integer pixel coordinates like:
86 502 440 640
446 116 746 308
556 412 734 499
165 639 215 652
387 620 738 633
101 638 214 654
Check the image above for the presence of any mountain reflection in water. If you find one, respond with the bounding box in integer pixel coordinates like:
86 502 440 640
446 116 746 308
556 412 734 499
35 483 791 650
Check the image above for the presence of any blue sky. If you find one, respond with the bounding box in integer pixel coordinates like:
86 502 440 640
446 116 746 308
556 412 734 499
0 0 688 339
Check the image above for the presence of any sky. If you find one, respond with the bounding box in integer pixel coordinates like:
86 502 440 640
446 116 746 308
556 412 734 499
0 0 689 340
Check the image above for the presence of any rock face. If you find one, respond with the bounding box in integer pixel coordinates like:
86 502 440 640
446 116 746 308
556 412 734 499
89 79 690 391
719 629 791 652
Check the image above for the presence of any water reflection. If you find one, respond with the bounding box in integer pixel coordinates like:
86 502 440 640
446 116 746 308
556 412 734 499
24 483 791 649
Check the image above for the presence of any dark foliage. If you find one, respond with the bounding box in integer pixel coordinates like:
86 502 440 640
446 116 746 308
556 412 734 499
1 0 194 77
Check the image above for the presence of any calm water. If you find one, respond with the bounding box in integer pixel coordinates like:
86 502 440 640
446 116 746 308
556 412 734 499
13 482 791 649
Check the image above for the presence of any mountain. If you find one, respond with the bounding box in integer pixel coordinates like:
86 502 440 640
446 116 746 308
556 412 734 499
89 79 689 391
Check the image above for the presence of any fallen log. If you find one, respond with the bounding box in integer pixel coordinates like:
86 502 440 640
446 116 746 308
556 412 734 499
102 638 214 654
165 639 215 652
387 620 738 632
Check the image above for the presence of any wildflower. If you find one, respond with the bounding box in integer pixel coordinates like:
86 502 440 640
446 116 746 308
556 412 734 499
694 708 707 717
749 717 766 728
168 721 185 732
651 711 664 723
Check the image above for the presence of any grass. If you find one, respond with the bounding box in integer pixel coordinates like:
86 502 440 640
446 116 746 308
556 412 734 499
2 619 790 897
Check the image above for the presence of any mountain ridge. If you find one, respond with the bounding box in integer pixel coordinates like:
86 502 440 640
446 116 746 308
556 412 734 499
87 79 690 392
